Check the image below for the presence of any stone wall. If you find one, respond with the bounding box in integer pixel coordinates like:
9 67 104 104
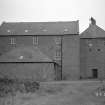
0 35 80 80
0 63 55 81
62 35 80 80
80 38 105 79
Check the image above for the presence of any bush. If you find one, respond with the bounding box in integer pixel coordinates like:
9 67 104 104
24 80 40 93
0 77 40 97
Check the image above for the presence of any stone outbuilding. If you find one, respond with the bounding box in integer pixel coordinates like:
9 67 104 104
0 46 56 81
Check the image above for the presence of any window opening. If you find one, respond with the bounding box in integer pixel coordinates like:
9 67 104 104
10 37 16 45
33 36 38 46
92 69 98 78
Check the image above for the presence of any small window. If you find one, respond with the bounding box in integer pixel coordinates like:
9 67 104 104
10 37 16 45
97 49 101 51
64 28 68 32
42 29 47 32
25 30 28 32
33 36 38 46
56 44 61 50
89 48 92 52
57 50 61 57
92 69 98 78
88 43 93 47
54 36 61 45
19 56 24 59
87 39 93 47
7 29 11 33
54 50 61 60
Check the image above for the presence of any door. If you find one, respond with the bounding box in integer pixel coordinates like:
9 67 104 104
92 69 98 78
54 63 62 80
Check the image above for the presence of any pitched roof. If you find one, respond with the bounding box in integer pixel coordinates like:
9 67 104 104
80 18 105 38
0 46 53 62
0 21 79 36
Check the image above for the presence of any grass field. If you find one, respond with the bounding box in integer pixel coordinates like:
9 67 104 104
0 80 105 105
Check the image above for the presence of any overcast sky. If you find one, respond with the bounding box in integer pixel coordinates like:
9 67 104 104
0 0 105 33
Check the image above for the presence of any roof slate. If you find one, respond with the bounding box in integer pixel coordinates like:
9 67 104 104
0 46 53 62
0 21 79 35
80 24 105 38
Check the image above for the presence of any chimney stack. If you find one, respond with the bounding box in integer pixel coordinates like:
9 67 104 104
90 17 96 25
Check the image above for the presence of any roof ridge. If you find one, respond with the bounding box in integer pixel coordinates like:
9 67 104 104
2 20 78 24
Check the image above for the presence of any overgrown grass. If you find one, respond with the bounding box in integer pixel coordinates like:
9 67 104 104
0 77 40 97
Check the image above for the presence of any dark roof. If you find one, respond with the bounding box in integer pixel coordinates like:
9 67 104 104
0 21 79 36
80 18 105 38
0 46 53 62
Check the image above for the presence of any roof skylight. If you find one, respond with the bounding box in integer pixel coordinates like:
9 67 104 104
42 29 47 32
19 56 24 59
64 28 69 32
25 30 28 32
7 29 11 33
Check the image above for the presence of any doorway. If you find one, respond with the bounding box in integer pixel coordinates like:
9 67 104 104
54 63 62 80
92 69 98 78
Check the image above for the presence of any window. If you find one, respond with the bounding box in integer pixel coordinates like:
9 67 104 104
54 36 61 45
10 37 16 45
89 48 92 52
33 36 38 46
19 56 24 60
42 29 47 32
92 69 98 78
56 50 61 57
54 50 61 60
64 28 68 32
7 29 11 33
88 41 93 52
88 43 93 47
56 44 61 50
54 36 61 60
25 30 29 33
87 39 93 47
97 49 101 51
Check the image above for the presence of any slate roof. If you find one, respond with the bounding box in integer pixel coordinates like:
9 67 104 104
80 18 105 38
0 21 79 35
0 46 53 62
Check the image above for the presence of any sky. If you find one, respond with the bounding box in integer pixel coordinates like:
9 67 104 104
0 0 105 33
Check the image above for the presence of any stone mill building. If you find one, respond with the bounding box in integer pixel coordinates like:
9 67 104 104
0 21 80 81
0 18 105 81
